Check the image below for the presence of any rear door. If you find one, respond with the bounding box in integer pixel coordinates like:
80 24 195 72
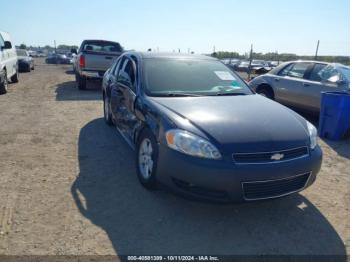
272 62 313 109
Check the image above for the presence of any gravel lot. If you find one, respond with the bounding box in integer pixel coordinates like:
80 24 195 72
0 59 349 257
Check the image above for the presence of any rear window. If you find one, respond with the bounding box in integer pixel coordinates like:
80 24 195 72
82 41 122 53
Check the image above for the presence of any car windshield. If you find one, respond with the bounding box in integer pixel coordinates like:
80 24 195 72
143 58 253 96
16 49 27 56
83 41 122 53
338 67 350 81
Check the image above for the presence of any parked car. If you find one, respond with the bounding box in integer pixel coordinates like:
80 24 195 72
102 52 322 202
225 59 241 71
72 39 123 90
0 31 19 94
249 61 350 112
16 49 34 72
236 60 250 72
236 60 271 74
267 61 279 68
45 54 71 64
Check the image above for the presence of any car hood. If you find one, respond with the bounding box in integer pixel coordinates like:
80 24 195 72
150 94 310 153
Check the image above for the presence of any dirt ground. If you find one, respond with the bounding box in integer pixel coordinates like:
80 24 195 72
0 58 349 257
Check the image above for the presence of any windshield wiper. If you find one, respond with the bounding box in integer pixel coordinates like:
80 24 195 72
211 92 248 96
153 92 203 97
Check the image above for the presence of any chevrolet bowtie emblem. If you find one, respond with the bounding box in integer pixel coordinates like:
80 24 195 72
271 153 284 161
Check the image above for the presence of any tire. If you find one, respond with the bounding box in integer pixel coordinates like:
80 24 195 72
103 92 113 125
136 129 159 190
26 64 31 72
0 70 8 95
257 86 274 100
31 63 35 70
76 73 87 90
10 69 19 83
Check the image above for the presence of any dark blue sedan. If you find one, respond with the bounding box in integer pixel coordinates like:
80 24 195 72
102 52 322 202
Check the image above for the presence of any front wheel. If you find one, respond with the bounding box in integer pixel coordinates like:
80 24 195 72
257 87 274 100
10 69 19 83
136 129 159 190
0 70 8 94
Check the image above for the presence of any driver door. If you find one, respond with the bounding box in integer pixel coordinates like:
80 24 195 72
110 57 138 142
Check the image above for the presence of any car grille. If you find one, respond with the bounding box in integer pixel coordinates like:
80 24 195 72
233 146 309 164
242 172 310 200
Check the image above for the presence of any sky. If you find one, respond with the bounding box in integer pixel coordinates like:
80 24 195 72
1 0 350 56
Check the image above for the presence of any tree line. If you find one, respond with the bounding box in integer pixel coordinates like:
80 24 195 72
18 44 79 51
212 51 350 65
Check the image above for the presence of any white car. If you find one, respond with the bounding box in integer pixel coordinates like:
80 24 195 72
0 31 19 94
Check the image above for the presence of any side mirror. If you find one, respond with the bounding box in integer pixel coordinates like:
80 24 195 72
71 48 77 55
3 41 12 49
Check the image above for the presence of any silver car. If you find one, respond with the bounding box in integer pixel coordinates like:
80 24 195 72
249 61 350 112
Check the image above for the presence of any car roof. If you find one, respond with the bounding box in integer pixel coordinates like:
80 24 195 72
125 51 218 61
81 39 121 44
283 60 349 68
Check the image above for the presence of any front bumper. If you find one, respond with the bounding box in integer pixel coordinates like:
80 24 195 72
156 144 323 202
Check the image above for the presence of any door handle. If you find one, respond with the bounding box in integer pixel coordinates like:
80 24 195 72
274 78 279 82
105 56 113 60
303 83 310 87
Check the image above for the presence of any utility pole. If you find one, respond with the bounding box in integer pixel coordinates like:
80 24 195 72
315 40 320 60
248 44 253 81
54 40 57 65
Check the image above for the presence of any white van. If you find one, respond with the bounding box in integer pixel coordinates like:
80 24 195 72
0 31 19 94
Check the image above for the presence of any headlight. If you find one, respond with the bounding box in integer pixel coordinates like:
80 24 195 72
306 121 318 150
165 129 222 159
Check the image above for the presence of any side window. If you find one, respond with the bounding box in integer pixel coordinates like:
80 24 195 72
118 58 136 93
319 65 341 83
278 63 294 76
111 57 123 76
307 64 327 82
287 63 310 78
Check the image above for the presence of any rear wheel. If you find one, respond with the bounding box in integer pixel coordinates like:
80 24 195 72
10 69 19 83
76 73 87 90
136 129 159 190
0 70 8 95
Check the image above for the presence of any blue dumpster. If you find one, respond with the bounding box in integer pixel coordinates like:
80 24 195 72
319 91 350 140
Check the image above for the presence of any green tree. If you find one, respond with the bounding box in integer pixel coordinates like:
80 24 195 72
19 43 27 49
